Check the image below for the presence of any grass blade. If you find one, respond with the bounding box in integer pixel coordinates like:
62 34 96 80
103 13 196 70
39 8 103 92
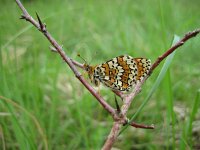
180 89 200 149
0 96 48 150
119 35 180 134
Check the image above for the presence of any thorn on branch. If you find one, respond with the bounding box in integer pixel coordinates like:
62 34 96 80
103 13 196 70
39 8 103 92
114 96 121 113
36 12 46 32
20 14 26 20
49 46 58 53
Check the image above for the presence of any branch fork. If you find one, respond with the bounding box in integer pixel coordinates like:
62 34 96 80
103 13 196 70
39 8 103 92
15 0 200 149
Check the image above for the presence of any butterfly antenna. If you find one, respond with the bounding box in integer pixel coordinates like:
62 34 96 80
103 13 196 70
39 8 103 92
77 53 87 64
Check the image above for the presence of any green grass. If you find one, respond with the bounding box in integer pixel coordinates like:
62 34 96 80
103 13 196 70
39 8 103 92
0 0 200 149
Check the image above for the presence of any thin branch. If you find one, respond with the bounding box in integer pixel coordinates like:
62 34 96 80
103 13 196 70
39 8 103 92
122 29 200 115
71 59 84 69
150 29 200 72
15 0 115 116
102 122 121 150
49 46 84 69
130 122 154 129
122 29 200 116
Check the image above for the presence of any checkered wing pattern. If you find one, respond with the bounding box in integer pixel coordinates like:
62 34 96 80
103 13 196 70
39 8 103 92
87 55 151 92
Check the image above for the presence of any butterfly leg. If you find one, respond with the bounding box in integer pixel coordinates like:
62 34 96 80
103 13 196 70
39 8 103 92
94 80 101 95
97 85 101 95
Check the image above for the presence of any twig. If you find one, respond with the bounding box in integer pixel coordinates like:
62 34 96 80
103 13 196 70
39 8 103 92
49 46 84 68
15 0 115 116
150 29 200 72
130 122 154 129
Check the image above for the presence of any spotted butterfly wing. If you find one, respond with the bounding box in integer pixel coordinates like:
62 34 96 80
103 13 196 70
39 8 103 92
92 55 151 92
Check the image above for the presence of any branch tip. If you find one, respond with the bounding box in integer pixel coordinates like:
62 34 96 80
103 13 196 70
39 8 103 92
193 29 200 36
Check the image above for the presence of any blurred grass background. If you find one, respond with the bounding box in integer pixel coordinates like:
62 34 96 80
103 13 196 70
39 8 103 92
0 0 200 149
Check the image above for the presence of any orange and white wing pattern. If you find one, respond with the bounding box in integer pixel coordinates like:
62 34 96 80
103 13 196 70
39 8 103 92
86 55 151 92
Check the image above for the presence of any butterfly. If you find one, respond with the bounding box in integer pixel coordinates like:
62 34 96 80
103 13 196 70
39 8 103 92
80 55 151 92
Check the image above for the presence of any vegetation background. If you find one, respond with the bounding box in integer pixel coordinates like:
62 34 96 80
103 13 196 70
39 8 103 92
0 0 200 149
